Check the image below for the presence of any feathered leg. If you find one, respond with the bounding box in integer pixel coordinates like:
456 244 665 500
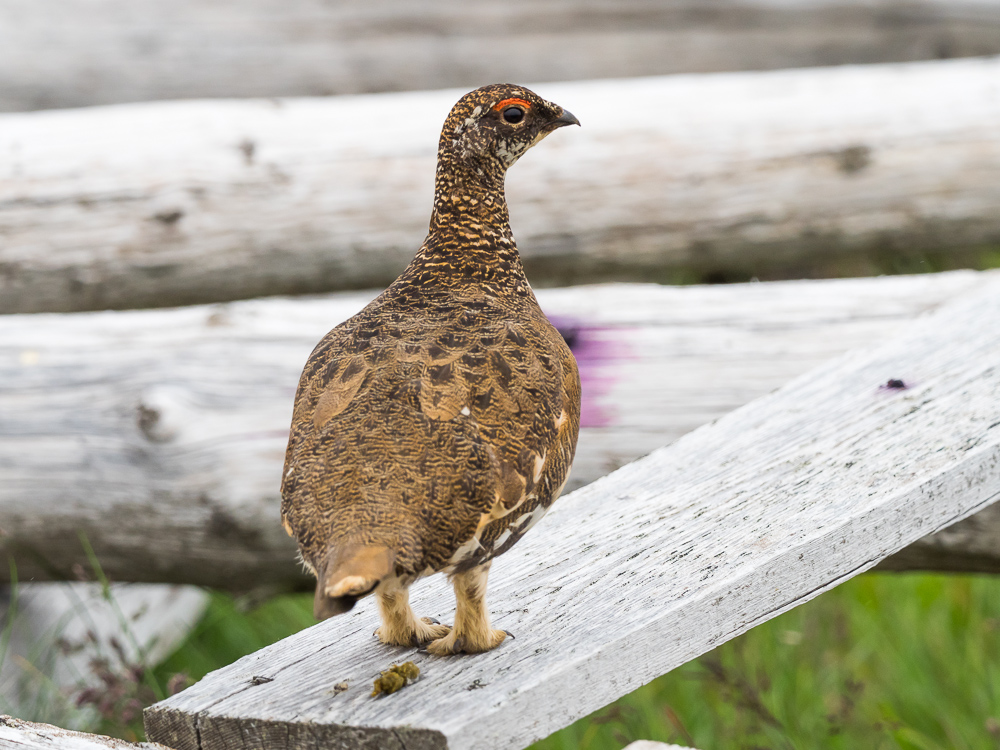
427 562 508 655
375 576 451 646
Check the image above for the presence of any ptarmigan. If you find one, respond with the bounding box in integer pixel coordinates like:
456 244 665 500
281 84 581 655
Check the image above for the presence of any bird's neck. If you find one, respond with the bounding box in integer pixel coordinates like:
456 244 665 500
428 152 510 237
410 152 529 293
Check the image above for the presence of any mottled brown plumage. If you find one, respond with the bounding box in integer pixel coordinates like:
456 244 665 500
281 83 581 654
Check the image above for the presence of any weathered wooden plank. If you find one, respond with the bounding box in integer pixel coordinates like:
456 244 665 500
1 272 997 591
4 57 1000 314
3 0 1000 112
144 278 1000 750
877 502 1000 572
0 716 170 750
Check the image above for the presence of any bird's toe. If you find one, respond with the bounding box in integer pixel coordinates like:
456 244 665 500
376 619 452 647
374 625 407 646
413 619 452 645
426 633 462 656
426 627 507 655
484 628 509 651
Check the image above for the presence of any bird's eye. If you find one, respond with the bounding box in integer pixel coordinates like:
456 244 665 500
503 107 525 124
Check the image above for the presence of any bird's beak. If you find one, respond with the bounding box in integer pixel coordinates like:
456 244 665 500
532 106 581 147
552 108 581 128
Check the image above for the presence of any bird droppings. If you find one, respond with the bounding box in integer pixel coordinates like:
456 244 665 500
371 662 420 697
331 681 349 696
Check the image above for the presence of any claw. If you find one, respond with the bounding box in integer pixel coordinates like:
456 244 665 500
421 616 441 625
452 637 465 654
503 630 515 640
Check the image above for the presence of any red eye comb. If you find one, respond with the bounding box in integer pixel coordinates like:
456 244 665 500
493 97 532 111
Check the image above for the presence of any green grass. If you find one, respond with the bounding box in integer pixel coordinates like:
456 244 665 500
142 573 1000 750
530 573 1000 750
140 593 313 734
154 592 315 683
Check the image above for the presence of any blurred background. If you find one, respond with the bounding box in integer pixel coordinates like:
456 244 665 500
1 1 1000 748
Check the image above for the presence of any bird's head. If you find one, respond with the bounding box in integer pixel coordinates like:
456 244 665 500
439 83 580 174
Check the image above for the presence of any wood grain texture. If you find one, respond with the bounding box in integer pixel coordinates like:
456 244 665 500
3 0 1000 112
876 502 1000 572
144 279 1000 750
4 57 1000 313
2 272 997 591
0 717 170 750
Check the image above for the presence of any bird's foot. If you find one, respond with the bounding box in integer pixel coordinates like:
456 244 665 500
426 627 508 655
416 616 453 644
376 616 451 647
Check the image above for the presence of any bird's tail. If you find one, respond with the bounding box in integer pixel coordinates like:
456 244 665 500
313 543 395 620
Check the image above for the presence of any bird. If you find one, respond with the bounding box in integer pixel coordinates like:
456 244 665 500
280 83 581 655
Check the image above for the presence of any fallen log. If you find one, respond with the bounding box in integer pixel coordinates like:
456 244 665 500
3 0 1000 112
3 58 1000 313
144 277 1000 750
1 272 997 592
0 717 170 750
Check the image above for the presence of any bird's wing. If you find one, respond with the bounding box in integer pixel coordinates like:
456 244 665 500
445 316 581 570
280 304 496 574
281 302 580 575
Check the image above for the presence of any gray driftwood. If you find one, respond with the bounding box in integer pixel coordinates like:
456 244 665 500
143 278 1000 750
0 717 169 750
3 58 1000 314
3 0 1000 112
1 272 997 592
